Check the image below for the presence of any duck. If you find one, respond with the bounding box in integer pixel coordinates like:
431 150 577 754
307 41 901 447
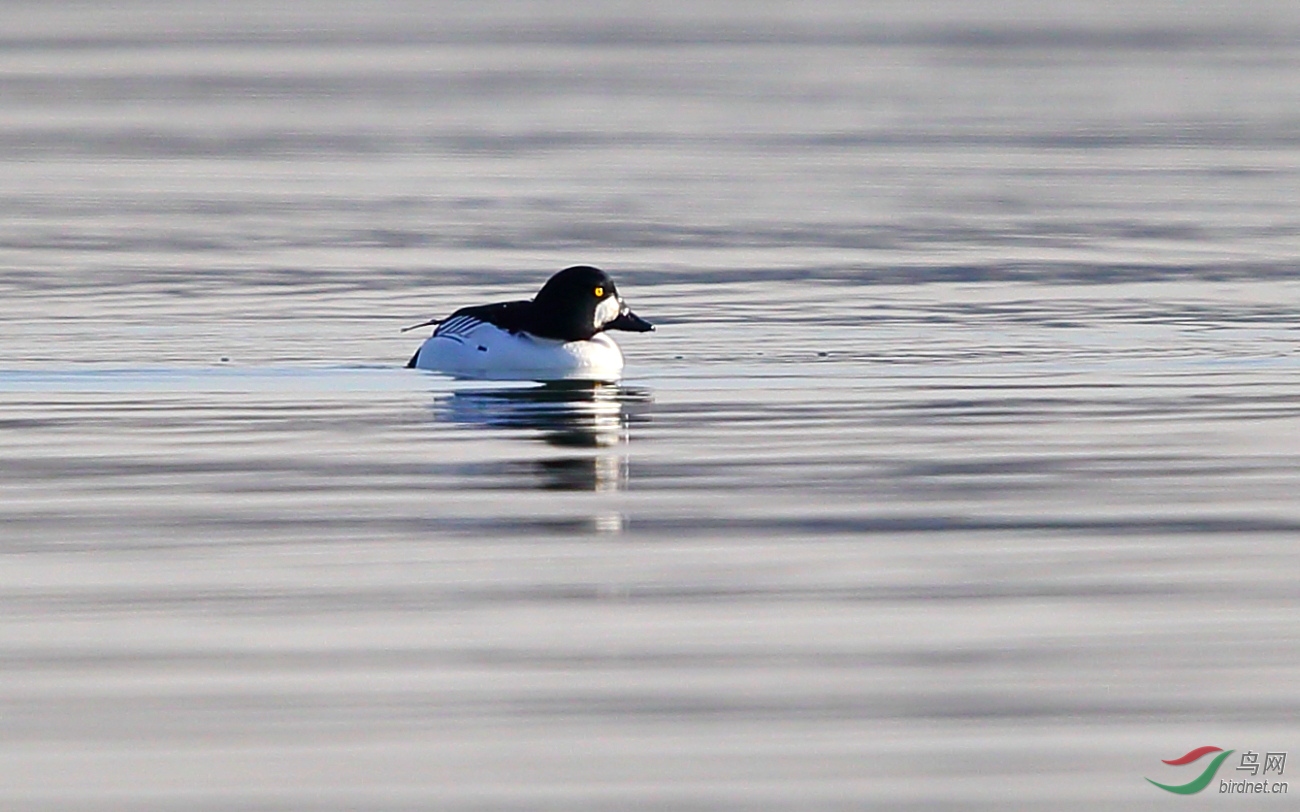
404 265 654 380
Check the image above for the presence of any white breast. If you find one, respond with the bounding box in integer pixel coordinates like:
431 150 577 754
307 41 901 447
412 319 625 381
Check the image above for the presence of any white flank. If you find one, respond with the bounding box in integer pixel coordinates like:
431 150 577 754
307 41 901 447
413 320 625 381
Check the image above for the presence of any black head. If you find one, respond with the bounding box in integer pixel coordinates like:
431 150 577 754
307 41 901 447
529 265 654 341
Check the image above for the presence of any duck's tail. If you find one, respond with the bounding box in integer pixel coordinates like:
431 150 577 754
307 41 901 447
400 317 442 333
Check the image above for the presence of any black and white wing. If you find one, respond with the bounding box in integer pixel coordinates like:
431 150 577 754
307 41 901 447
433 301 534 340
407 300 535 367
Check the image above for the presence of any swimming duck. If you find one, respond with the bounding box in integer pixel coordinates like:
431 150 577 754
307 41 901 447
405 265 654 380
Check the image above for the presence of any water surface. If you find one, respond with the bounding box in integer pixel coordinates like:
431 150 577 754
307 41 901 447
2 2 1300 809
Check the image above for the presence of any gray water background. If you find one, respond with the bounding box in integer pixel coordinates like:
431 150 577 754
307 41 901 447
2 2 1299 808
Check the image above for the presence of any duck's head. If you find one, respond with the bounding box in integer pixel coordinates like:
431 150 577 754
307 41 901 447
532 265 654 341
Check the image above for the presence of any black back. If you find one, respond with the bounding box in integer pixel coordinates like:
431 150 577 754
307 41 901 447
445 300 537 334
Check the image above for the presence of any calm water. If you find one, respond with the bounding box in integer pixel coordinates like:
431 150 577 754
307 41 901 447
3 2 1300 809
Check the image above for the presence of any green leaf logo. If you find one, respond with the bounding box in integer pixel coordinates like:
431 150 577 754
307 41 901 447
1146 748 1234 794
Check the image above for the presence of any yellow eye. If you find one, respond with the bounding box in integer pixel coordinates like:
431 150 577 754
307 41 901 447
593 286 604 297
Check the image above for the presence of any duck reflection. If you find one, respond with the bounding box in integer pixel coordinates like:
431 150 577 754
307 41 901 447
434 381 650 492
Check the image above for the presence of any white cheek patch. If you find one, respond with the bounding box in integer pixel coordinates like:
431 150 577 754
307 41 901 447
593 296 620 329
